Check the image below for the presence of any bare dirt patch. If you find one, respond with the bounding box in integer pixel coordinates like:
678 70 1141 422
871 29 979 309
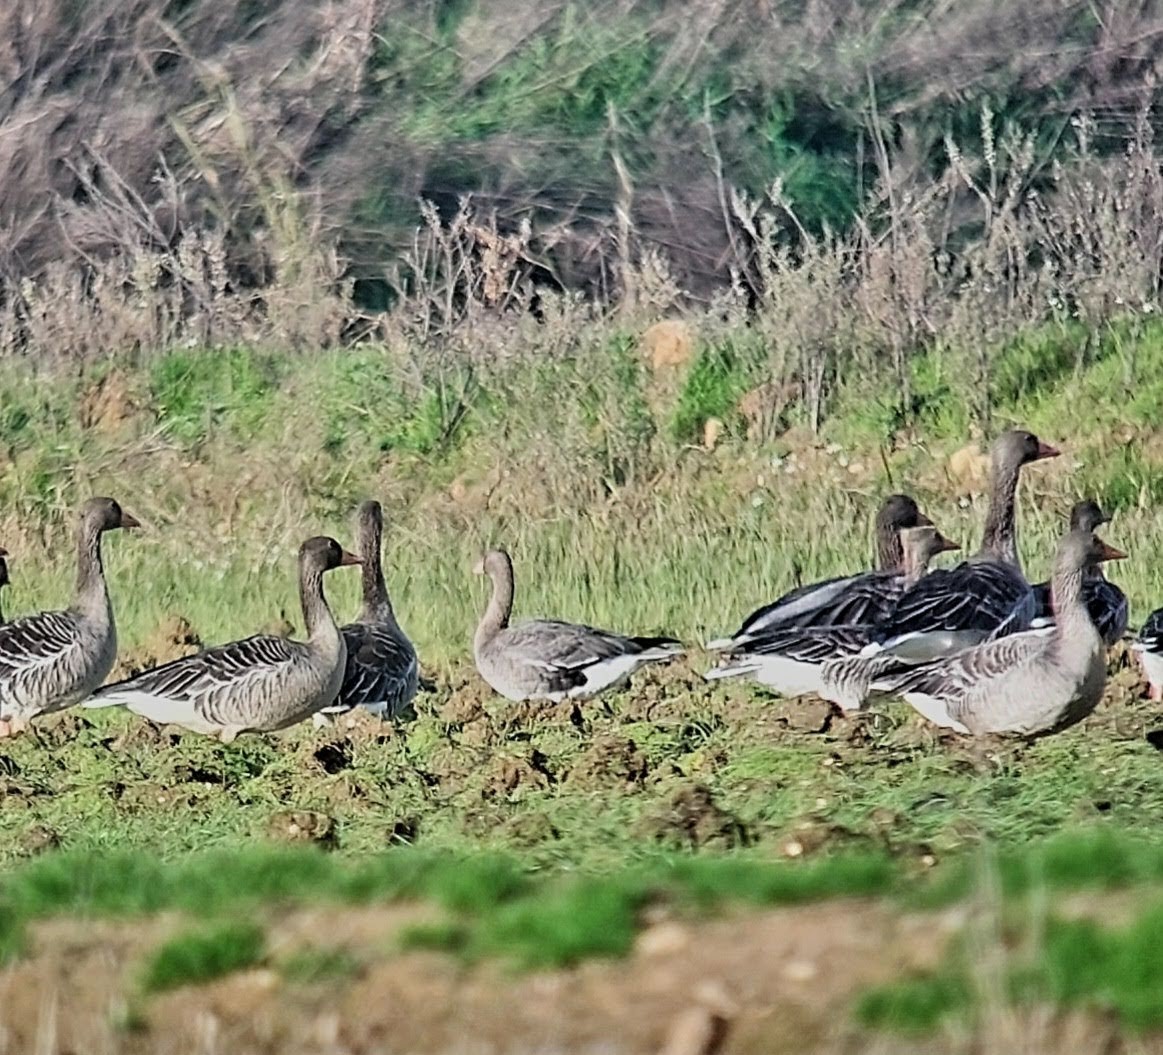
0 898 967 1055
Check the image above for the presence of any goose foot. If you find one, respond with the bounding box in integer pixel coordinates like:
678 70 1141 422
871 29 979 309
1150 684 1163 703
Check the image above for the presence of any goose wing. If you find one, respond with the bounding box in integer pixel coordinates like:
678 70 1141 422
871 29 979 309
326 622 418 718
874 630 1046 702
0 611 81 679
507 619 679 671
88 634 303 726
740 624 872 663
723 570 898 644
1086 579 1128 646
870 560 1034 654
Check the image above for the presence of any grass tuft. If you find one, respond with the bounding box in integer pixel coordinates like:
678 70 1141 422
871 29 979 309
141 920 266 993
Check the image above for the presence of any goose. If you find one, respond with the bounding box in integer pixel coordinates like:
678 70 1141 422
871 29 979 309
873 527 1125 736
473 548 683 702
315 500 419 726
704 525 959 696
1031 500 1128 646
707 493 931 651
85 537 359 741
863 430 1059 661
0 498 138 737
1133 609 1163 701
0 547 8 624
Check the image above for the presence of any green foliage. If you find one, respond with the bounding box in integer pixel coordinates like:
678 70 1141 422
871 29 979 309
1038 909 1163 1029
141 920 265 992
475 877 645 968
669 342 748 443
856 971 972 1032
148 347 281 445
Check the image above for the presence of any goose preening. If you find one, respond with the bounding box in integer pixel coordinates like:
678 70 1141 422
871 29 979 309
0 498 138 737
315 501 419 726
1133 609 1163 702
707 493 931 651
473 548 683 702
0 547 9 624
873 528 1125 736
1031 500 1128 646
864 430 1059 661
85 537 359 741
704 525 959 697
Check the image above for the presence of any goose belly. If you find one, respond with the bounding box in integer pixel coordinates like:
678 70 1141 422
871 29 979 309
1139 649 1163 698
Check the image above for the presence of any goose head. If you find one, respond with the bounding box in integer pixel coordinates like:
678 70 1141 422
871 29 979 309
300 536 361 572
473 549 512 580
992 430 1060 474
900 524 960 564
82 497 140 533
1068 499 1110 534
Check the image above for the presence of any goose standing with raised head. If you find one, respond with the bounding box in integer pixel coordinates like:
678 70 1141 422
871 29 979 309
866 430 1059 660
704 524 959 695
473 548 683 702
0 498 138 736
1133 609 1163 701
317 500 418 724
707 493 931 651
1031 500 1128 646
874 527 1125 736
86 537 359 741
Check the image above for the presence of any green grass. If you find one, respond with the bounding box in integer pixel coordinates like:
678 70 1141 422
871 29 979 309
141 920 266 992
859 896 1163 1034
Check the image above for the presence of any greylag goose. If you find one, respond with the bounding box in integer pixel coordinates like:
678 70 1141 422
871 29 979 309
873 528 1125 736
474 548 683 702
703 525 958 695
85 537 359 741
0 498 138 736
707 493 931 651
864 430 1058 660
1133 609 1163 701
1031 500 1128 646
316 500 418 725
0 547 8 624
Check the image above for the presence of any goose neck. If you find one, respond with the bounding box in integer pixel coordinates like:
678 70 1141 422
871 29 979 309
475 562 513 653
72 519 109 618
359 523 393 623
299 560 339 645
980 460 1022 568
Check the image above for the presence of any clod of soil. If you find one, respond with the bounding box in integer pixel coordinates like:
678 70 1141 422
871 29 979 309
637 784 749 850
113 614 202 680
18 824 60 856
267 810 337 848
481 749 555 799
769 696 834 734
567 734 650 790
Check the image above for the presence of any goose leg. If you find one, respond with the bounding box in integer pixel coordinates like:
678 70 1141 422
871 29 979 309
0 719 11 738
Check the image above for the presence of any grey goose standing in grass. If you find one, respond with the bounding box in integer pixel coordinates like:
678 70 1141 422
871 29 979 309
862 430 1059 661
703 525 959 696
315 500 418 725
1133 609 1163 702
872 528 1125 736
86 537 359 741
473 548 683 702
0 498 138 737
706 493 932 651
1030 500 1128 647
